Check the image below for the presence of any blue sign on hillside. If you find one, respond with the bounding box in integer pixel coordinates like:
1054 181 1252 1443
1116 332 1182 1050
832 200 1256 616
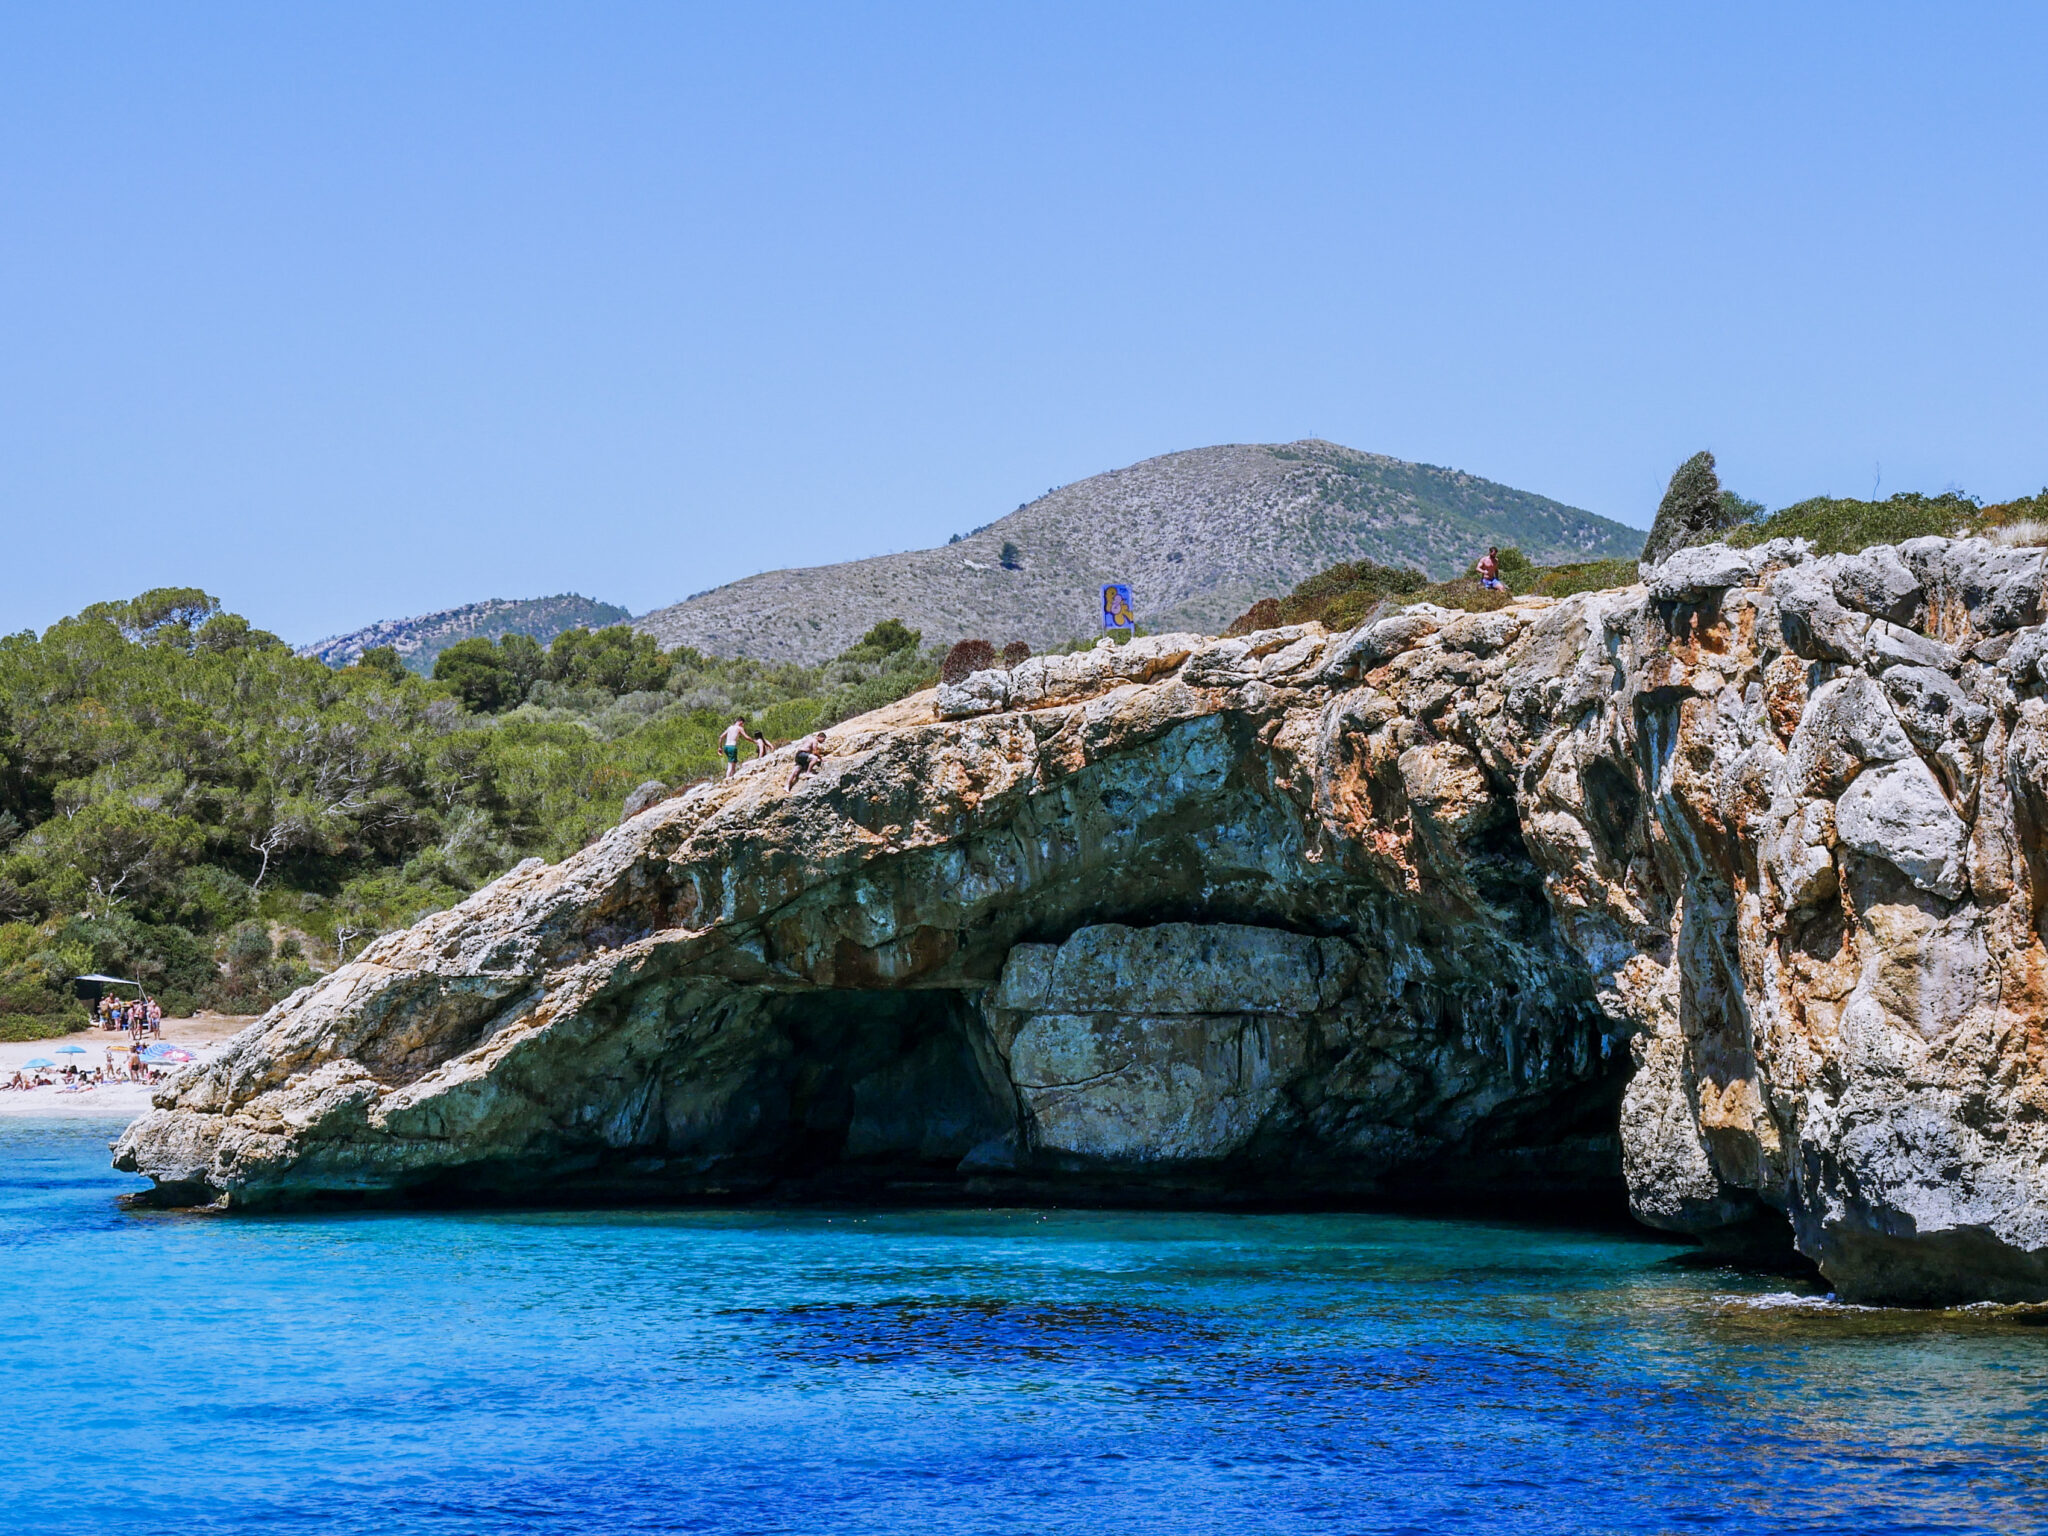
1101 583 1135 631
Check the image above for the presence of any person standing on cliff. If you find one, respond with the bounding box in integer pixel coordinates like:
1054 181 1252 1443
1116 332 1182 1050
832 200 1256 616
720 716 765 779
1477 547 1506 592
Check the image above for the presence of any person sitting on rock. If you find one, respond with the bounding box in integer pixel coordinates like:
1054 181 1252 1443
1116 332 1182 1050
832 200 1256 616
786 732 829 790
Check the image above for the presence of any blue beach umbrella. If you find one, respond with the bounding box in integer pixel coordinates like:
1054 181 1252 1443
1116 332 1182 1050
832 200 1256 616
23 1057 55 1069
55 1045 87 1055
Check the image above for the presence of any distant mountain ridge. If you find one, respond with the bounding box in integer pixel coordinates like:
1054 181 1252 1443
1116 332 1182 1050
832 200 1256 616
301 594 632 672
636 439 1640 664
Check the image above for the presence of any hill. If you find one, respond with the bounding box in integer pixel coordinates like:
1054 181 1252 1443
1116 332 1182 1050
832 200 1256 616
635 439 1640 663
300 594 631 672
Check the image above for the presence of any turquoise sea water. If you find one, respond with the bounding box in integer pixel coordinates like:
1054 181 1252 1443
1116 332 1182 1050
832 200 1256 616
5 1119 2047 1534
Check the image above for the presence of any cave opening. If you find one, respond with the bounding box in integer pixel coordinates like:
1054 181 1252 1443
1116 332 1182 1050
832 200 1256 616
750 987 1019 1191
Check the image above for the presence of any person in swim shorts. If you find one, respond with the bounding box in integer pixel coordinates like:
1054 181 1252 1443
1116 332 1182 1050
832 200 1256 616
786 732 829 790
720 716 760 778
1477 547 1507 592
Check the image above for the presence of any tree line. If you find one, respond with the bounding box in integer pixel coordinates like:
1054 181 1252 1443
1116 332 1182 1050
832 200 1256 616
0 591 936 1037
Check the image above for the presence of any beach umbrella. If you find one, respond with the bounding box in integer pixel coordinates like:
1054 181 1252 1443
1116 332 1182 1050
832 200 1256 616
23 1057 54 1069
55 1044 87 1055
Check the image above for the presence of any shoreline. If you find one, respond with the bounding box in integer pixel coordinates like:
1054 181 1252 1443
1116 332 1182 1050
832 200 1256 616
0 1016 248 1122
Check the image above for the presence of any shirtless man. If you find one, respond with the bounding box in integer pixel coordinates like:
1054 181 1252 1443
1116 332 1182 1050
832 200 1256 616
720 716 765 779
1477 547 1506 592
785 732 829 790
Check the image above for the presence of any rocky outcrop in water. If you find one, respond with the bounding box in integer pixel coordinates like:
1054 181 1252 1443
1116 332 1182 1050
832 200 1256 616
119 535 2048 1304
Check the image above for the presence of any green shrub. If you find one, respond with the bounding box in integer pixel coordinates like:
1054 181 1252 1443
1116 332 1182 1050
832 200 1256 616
0 1011 84 1042
1230 543 1648 637
1986 489 2048 527
1226 558 1428 634
0 970 84 1039
1529 558 1640 598
1320 591 1392 631
856 619 922 656
1418 577 1515 613
1728 492 1984 556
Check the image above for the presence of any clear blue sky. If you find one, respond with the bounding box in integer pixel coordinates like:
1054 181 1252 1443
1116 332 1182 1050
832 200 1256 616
2 3 2042 645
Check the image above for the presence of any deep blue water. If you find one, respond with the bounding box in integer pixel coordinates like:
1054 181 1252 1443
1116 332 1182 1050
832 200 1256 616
5 1119 2047 1534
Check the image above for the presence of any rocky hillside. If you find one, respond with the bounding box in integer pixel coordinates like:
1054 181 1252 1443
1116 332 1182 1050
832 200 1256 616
301 594 631 672
118 532 2048 1305
636 440 1639 663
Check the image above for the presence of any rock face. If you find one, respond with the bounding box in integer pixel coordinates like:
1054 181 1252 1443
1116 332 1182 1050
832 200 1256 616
119 536 2048 1304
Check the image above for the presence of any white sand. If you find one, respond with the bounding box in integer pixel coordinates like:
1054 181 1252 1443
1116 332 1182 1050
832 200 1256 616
0 1016 250 1120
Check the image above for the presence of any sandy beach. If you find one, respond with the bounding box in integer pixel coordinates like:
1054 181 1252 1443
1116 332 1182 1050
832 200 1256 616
0 1016 250 1121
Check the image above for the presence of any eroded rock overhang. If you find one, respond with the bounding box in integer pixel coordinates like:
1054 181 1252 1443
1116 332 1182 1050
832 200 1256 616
115 535 2048 1304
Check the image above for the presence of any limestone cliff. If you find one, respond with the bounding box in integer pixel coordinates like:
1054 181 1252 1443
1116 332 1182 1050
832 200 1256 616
118 535 2048 1304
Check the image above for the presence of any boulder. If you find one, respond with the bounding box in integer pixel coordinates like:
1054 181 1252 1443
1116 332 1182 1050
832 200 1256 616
1771 565 1870 663
1900 539 2047 638
1313 606 1452 680
987 924 1337 1163
1881 666 1987 753
620 781 670 822
1785 674 1914 797
1765 800 1838 911
1835 758 1970 899
1645 543 1757 604
1831 546 1922 624
1865 621 1955 673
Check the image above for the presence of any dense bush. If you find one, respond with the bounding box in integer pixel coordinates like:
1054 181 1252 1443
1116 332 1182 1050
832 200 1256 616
1227 555 1521 633
1000 641 1031 668
1728 491 1986 555
1224 559 1427 635
941 639 997 684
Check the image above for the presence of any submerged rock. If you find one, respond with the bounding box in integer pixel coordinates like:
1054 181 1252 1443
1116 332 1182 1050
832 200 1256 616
116 537 2048 1305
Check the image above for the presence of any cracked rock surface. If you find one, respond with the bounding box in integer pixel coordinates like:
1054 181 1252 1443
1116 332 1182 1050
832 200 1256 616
117 537 2048 1303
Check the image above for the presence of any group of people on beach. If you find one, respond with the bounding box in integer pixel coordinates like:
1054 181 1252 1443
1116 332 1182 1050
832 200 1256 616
4 1050 163 1092
1 993 170 1093
720 717 831 790
95 994 163 1037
